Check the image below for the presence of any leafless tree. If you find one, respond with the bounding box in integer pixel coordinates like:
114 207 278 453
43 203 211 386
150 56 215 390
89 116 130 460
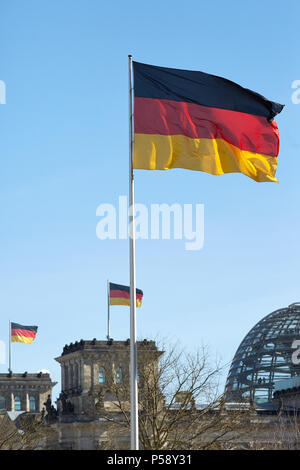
98 340 254 450
0 412 57 450
249 409 300 450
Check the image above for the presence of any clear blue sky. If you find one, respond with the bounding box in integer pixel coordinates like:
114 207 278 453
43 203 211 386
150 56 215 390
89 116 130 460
1 0 299 400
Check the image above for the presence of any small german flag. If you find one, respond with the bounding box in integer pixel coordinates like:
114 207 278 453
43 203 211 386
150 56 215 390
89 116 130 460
11 322 38 344
109 283 143 308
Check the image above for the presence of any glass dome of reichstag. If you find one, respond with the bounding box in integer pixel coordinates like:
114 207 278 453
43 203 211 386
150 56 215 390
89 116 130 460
225 303 300 405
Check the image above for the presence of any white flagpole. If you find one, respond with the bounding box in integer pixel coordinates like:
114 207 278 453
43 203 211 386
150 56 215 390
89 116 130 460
128 54 139 450
107 280 110 340
9 320 12 373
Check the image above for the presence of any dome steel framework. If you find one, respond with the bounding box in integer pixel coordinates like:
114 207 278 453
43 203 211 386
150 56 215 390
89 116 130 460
225 303 300 404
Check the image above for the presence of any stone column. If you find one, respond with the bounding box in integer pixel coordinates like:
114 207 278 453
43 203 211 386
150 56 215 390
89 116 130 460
61 363 65 391
91 360 94 391
78 358 83 390
69 362 74 390
10 393 14 412
68 361 72 392
65 363 69 391
74 362 78 389
25 393 29 412
76 360 81 389
93 363 98 388
82 361 92 393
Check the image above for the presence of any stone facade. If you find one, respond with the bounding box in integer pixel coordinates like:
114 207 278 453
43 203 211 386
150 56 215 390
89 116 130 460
0 372 56 413
273 377 300 411
54 338 162 449
3 339 300 450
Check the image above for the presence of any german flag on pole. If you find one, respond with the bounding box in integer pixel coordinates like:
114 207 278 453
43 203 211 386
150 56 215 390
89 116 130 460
11 323 38 344
109 283 143 308
133 62 284 183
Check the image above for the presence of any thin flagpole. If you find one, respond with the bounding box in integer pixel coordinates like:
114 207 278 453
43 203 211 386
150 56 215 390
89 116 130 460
107 280 110 340
128 54 139 450
9 320 11 373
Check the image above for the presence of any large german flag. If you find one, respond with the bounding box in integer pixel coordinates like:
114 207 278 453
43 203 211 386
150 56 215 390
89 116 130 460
133 62 284 182
109 283 143 308
11 322 38 344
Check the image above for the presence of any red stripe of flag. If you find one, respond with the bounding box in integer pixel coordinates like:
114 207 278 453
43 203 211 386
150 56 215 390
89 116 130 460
110 290 130 299
110 290 143 300
11 329 37 338
134 97 279 157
